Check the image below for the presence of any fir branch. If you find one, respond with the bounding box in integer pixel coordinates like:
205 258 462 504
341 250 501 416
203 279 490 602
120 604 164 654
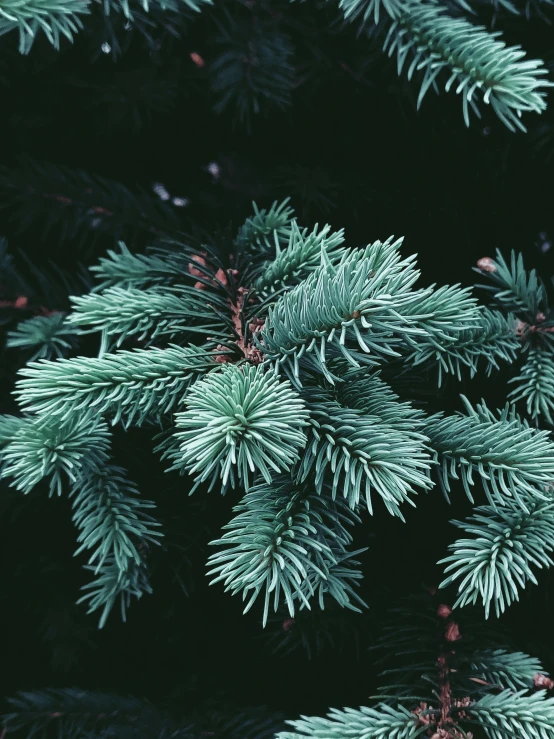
71 464 163 574
399 282 481 340
89 241 195 291
423 397 554 508
88 239 224 293
0 414 26 451
6 313 79 361
166 364 309 492
439 500 554 617
253 220 346 296
234 199 295 255
260 241 481 386
0 241 92 314
207 478 362 626
383 0 552 131
0 414 111 496
0 0 89 53
1 690 286 738
14 344 218 426
467 649 546 691
276 703 425 739
403 307 519 385
258 238 423 384
508 343 554 425
475 250 549 319
300 547 368 614
470 689 554 739
77 555 152 628
296 388 432 517
334 370 426 430
67 285 227 345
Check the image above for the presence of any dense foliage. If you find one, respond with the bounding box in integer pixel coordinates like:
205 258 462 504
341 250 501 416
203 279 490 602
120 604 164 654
1 0 554 736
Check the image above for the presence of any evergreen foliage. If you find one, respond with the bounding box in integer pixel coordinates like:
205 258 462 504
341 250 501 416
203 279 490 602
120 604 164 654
439 500 554 617
2 0 554 729
14 344 217 426
1 0 552 132
475 249 554 425
4 199 554 739
4 200 554 636
207 478 366 626
277 592 554 738
381 0 551 132
6 313 78 360
168 364 309 491
0 412 111 496
0 0 90 53
10 592 551 738
424 396 554 506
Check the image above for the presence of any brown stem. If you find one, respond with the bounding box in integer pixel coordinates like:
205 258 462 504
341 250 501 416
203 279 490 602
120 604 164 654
226 287 264 364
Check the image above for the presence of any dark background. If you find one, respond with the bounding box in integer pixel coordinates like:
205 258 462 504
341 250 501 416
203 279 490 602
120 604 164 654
1 0 554 726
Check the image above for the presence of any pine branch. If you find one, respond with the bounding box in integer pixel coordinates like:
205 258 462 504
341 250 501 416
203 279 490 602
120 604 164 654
210 15 296 128
338 0 403 26
0 157 180 250
334 369 426 430
71 464 163 575
77 555 152 628
296 388 432 517
439 500 554 617
68 285 228 345
103 0 212 20
403 307 519 385
14 344 217 426
0 241 92 313
470 690 554 739
253 220 346 296
258 238 423 384
475 250 549 319
399 282 481 341
300 547 368 613
165 364 309 492
1 688 155 737
0 0 89 53
260 239 481 386
89 240 200 291
276 703 425 739
382 0 552 131
1 690 287 738
423 397 554 508
207 478 363 626
508 343 554 424
0 414 27 451
0 413 111 496
467 649 546 691
234 199 295 255
6 313 79 361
